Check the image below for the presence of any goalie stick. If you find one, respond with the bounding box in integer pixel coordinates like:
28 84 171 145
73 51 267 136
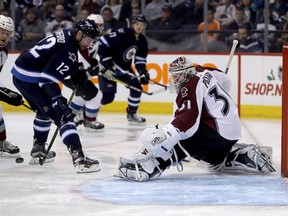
225 39 238 74
39 89 77 165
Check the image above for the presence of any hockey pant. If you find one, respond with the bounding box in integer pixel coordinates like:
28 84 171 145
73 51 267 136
99 70 142 113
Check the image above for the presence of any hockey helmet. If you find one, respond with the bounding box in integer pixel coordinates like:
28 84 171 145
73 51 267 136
76 19 100 40
0 15 15 37
133 14 147 24
87 14 104 25
168 56 196 93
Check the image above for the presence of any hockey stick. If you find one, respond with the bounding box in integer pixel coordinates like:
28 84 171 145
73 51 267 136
149 79 169 90
39 89 77 165
99 72 156 95
22 103 34 111
131 73 169 90
225 40 238 74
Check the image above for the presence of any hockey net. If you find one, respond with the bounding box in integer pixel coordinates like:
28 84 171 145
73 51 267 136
282 44 288 177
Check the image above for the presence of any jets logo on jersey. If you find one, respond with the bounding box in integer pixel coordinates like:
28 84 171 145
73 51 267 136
68 52 77 62
124 46 137 62
181 87 188 97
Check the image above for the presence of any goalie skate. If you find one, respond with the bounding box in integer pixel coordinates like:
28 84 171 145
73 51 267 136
0 140 20 157
71 149 101 173
115 157 162 181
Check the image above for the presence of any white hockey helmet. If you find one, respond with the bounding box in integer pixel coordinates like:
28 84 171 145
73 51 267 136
87 14 104 25
168 56 196 93
0 15 15 37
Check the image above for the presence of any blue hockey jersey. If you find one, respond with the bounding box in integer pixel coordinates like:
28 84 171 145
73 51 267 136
98 28 148 74
12 29 79 85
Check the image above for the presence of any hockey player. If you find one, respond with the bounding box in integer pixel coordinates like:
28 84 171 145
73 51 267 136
98 14 150 126
0 15 24 157
66 14 105 132
11 19 101 173
116 56 275 181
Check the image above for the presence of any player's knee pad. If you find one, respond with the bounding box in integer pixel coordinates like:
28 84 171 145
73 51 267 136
101 92 115 105
76 80 98 101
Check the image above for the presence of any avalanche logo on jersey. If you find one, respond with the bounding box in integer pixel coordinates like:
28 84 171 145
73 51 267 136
181 87 188 97
68 52 77 63
123 46 137 62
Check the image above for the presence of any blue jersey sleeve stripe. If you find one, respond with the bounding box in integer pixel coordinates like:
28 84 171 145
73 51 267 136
11 66 41 83
40 73 61 84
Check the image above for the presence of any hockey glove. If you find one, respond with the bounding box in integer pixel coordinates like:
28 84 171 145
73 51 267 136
100 60 116 80
51 97 73 123
71 63 88 86
0 87 23 106
87 58 99 76
139 72 150 85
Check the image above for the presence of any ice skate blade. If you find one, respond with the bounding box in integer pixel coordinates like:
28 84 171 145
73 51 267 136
75 164 101 173
0 152 20 158
84 127 105 133
127 122 147 126
29 157 55 165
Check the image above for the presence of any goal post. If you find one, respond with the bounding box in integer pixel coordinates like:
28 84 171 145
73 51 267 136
282 44 288 177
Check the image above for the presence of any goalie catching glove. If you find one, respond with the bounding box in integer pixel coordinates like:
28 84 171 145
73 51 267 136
0 87 23 106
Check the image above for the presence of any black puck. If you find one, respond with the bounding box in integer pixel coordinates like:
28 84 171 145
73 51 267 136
15 157 24 163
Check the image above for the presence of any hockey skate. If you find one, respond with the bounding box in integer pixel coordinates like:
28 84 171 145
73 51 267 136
126 108 146 126
216 143 276 173
115 157 162 181
70 149 101 173
0 140 20 157
83 119 105 132
74 110 84 126
29 139 56 165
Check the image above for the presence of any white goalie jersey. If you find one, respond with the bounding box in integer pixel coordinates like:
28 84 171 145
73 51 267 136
170 69 241 141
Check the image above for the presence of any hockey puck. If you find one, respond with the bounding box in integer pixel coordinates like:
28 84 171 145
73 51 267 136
15 157 24 163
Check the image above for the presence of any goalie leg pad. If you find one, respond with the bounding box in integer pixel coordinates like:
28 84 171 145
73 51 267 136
140 124 180 161
116 156 162 182
216 143 276 173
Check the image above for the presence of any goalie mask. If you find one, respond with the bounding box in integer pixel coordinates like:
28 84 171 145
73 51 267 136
168 56 196 93
0 15 15 47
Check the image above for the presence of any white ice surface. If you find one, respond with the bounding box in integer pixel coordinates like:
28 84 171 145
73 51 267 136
0 113 288 216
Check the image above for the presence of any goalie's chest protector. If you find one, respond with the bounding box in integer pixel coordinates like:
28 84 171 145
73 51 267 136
172 71 241 141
